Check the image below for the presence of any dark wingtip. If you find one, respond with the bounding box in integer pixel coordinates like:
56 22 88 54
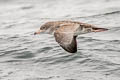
63 47 77 53
101 28 109 31
68 49 77 53
92 27 109 32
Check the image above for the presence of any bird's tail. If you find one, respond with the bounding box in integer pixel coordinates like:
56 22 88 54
92 27 108 32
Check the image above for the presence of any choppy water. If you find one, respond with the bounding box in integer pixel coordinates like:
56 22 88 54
1 0 120 80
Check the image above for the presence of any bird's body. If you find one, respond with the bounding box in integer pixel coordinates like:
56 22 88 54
34 21 108 53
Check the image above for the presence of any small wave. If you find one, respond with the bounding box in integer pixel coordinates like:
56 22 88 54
84 49 120 52
0 48 27 56
89 10 120 17
36 47 53 53
14 51 35 59
25 76 53 80
103 11 120 15
4 24 16 29
69 10 120 20
21 5 34 10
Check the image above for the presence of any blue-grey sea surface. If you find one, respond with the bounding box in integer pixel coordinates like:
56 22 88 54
0 0 120 80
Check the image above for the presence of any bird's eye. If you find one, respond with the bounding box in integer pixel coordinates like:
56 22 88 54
87 28 91 32
40 27 46 30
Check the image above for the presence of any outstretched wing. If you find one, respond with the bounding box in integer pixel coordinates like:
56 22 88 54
54 23 79 53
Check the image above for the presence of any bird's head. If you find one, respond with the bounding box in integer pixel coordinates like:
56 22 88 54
34 23 53 35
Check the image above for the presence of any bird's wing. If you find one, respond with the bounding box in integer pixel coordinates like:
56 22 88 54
80 23 108 32
54 23 79 53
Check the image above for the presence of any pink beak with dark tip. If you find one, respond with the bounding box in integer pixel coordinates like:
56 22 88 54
34 30 43 35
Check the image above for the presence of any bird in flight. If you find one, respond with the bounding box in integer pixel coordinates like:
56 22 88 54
34 21 108 53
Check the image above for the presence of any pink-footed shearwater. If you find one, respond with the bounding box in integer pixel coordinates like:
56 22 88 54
34 21 108 53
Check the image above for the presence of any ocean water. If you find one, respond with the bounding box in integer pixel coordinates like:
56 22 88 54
0 0 120 80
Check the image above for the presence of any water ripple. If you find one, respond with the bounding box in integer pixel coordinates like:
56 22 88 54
0 0 120 80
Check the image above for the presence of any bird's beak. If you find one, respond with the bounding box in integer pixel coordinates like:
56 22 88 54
34 30 44 35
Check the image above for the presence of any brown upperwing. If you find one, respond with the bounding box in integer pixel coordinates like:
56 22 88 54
54 23 79 53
